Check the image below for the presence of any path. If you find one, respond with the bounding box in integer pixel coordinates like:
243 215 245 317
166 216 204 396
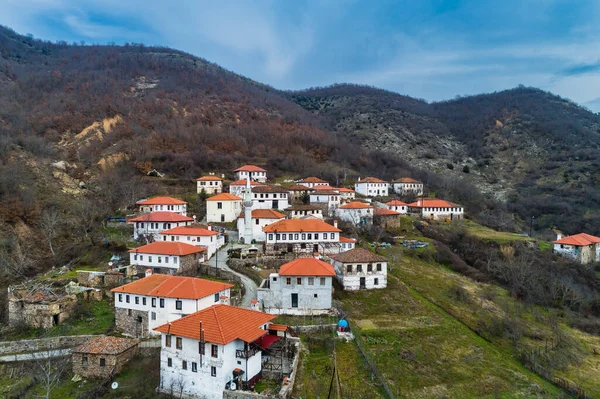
209 230 258 308
0 348 71 363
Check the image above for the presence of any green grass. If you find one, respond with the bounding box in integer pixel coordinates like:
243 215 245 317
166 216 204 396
254 379 280 394
274 314 339 326
459 219 534 244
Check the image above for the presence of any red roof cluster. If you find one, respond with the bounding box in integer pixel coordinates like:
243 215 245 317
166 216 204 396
128 212 194 223
300 177 328 183
111 274 232 299
553 233 600 246
393 177 421 183
331 247 388 263
279 258 336 277
408 198 461 208
386 200 408 206
374 208 401 216
128 241 205 256
137 196 187 205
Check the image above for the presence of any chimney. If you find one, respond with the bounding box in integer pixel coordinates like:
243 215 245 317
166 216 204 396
221 173 225 179
357 177 361 182
417 199 422 206
557 233 562 240
207 224 212 231
145 268 152 278
333 220 338 229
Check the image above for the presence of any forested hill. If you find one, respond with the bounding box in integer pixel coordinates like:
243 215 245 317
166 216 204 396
289 84 600 235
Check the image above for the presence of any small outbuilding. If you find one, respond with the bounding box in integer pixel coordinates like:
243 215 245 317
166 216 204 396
72 336 140 379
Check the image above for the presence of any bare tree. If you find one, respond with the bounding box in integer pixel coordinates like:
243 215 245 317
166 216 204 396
39 209 61 256
30 345 70 399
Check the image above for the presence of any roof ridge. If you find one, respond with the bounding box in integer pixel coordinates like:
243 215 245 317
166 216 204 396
212 305 226 344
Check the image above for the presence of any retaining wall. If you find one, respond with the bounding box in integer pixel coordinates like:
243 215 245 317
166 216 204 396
0 334 102 356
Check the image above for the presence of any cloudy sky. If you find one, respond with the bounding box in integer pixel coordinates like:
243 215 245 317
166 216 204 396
2 0 600 111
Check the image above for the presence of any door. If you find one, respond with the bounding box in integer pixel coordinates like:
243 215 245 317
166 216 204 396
313 244 319 253
360 277 366 289
272 200 279 209
291 293 298 308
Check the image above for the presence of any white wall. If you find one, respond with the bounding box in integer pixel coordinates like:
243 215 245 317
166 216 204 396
197 181 222 195
392 182 423 196
160 234 224 259
310 194 340 210
234 170 267 183
251 192 289 210
386 204 407 214
207 200 242 223
146 204 187 216
331 260 387 290
133 221 191 240
355 182 389 197
265 231 339 244
336 208 373 224
340 242 355 252
237 217 283 242
258 273 332 314
413 206 464 220
287 209 324 219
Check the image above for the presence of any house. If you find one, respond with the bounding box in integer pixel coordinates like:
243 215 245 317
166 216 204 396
386 199 408 214
336 201 373 225
72 336 140 379
8 284 77 329
373 207 401 228
297 176 329 188
392 177 423 196
159 225 224 259
340 237 357 252
257 258 335 314
553 233 600 264
229 179 265 197
154 304 277 399
309 190 341 212
111 274 233 338
263 219 342 255
336 187 356 201
284 205 324 220
206 193 242 223
407 198 464 221
330 248 388 290
354 177 389 197
128 212 194 241
137 196 188 216
233 165 267 183
129 242 206 275
197 175 223 195
287 184 314 202
251 185 290 210
236 209 286 243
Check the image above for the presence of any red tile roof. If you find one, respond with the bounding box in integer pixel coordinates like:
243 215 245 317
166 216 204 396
160 226 218 236
339 201 373 209
300 177 328 183
393 177 421 183
268 323 288 332
111 274 232 299
263 219 341 233
357 177 387 183
386 200 408 206
207 193 242 201
311 185 336 191
128 242 205 256
374 208 401 216
230 179 264 186
73 336 139 355
553 233 600 246
408 199 462 208
154 304 275 344
340 236 357 243
137 196 187 205
234 165 267 172
310 190 339 195
336 187 355 193
279 258 336 277
128 212 194 223
331 248 388 263
238 209 286 219
288 184 315 191
196 176 223 181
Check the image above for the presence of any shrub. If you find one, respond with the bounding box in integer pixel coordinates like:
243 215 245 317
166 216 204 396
462 165 470 173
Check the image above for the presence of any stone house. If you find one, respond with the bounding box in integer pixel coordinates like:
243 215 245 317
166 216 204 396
373 207 401 228
257 258 335 315
407 198 464 221
197 175 224 195
392 177 423 196
129 242 206 275
263 219 343 256
553 233 600 264
206 193 242 223
233 165 267 183
159 225 225 259
284 205 324 220
330 248 388 290
287 184 314 202
72 336 140 379
8 285 77 329
128 212 194 241
111 273 233 338
309 190 341 212
136 196 188 216
336 201 373 225
236 209 286 243
354 177 389 197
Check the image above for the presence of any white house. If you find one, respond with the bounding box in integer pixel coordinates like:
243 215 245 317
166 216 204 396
233 165 267 183
137 196 188 216
297 176 329 188
407 198 464 221
206 193 242 223
285 205 324 220
236 209 286 243
250 186 290 210
111 274 232 338
309 190 340 211
257 258 335 315
229 179 265 197
553 233 600 264
197 175 223 195
159 226 224 259
330 248 388 290
336 201 373 225
392 177 423 196
154 304 277 398
354 177 389 197
340 237 357 252
263 219 342 255
386 199 408 214
128 212 194 241
128 242 206 275
336 187 356 202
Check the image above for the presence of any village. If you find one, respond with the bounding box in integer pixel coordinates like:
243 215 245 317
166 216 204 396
3 164 598 399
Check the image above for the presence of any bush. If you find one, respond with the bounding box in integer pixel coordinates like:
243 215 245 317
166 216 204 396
462 165 470 173
446 163 454 170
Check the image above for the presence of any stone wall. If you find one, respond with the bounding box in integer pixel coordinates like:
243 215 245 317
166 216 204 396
197 264 245 306
0 335 101 356
223 390 270 399
72 344 139 379
115 307 149 338
229 258 289 270
8 296 78 329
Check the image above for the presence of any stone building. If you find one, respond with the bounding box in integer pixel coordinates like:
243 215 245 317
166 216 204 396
553 233 600 264
72 336 140 379
330 248 388 290
373 207 401 228
8 284 77 329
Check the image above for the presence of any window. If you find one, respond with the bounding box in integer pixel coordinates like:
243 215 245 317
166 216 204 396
176 337 183 350
217 202 223 209
331 233 335 239
320 278 326 285
307 233 312 240
211 344 218 358
211 366 217 377
214 293 219 302
142 297 146 306
152 298 156 308
377 264 382 272
149 256 152 262
255 219 259 225
167 358 172 367
357 265 363 273
175 300 182 310
100 358 106 367
151 312 156 320
282 234 287 240
160 298 165 308
269 234 273 240
276 234 281 240
118 294 122 302
286 277 291 285
367 264 373 272
314 233 319 240
182 360 187 370
192 362 197 372
165 335 172 347
272 276 277 282
314 294 318 298
294 233 299 240
374 278 379 285
296 277 302 285
199 342 205 355
82 356 88 367
135 296 139 305
301 233 306 240
126 295 130 303
127 309 132 316
158 257 162 264
346 265 352 273
308 277 314 285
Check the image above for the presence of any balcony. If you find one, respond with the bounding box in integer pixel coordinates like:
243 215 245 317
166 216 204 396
236 346 260 359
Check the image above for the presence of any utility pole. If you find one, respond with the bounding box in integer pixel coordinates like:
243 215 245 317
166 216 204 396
529 216 535 237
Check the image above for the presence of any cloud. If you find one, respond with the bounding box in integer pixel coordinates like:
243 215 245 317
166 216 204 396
560 61 600 76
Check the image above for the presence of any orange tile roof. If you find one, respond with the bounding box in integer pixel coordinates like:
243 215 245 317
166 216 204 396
393 177 421 183
238 209 286 219
340 236 357 243
358 177 387 183
311 185 336 191
374 208 401 216
154 304 275 344
300 177 328 183
263 219 341 233
288 184 315 191
310 190 339 195
252 185 289 193
408 198 461 208
386 200 408 206
279 258 336 276
111 274 232 299
234 165 267 172
339 201 373 209
196 176 223 181
128 242 205 256
128 212 194 223
137 196 187 205
331 248 388 263
268 324 288 332
230 179 264 186
73 336 139 355
206 193 242 201
336 187 355 193
160 226 218 236
553 233 600 246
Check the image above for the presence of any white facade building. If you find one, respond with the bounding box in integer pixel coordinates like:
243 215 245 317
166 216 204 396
407 198 464 221
233 165 267 183
553 233 600 264
197 176 223 195
137 196 188 216
237 209 285 243
336 201 374 225
229 179 265 197
160 226 224 259
297 177 329 189
206 193 242 223
340 237 357 252
285 205 324 220
309 191 340 211
263 219 343 255
392 178 424 196
128 242 206 274
330 248 388 290
251 186 289 210
354 177 389 197
386 200 408 214
129 212 194 241
257 258 335 315
336 187 356 202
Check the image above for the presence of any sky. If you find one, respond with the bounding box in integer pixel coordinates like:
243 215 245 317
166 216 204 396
2 0 600 111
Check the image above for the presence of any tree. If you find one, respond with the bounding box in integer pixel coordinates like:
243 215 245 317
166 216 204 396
31 345 70 399
39 209 61 256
